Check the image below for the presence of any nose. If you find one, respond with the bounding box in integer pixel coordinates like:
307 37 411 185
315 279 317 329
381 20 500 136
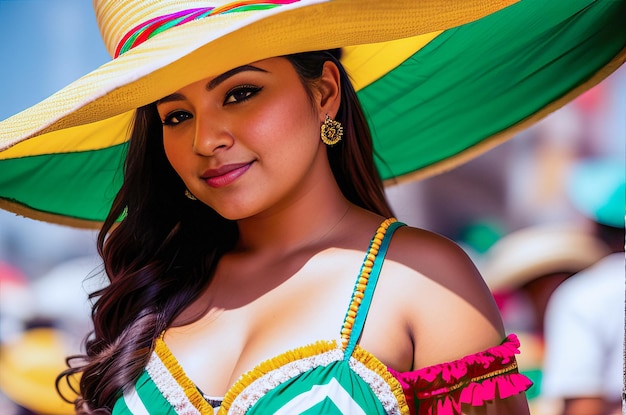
192 116 234 155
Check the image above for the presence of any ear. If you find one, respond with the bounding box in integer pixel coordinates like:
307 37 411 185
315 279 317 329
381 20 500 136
316 60 341 121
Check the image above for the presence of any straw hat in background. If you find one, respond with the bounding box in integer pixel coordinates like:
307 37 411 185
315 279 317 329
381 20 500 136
0 0 623 227
0 327 78 415
481 224 611 294
480 223 611 344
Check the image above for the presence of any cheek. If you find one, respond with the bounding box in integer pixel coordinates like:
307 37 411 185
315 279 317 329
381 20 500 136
162 139 176 167
162 138 189 178
247 94 319 151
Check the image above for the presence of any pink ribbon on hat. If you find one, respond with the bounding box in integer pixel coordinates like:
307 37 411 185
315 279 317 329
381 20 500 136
115 0 301 58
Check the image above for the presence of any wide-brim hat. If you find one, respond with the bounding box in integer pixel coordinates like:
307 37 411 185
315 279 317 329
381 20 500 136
0 328 77 415
480 224 611 293
0 0 624 228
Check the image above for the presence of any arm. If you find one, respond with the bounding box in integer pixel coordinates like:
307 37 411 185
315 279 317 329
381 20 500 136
464 393 531 415
388 227 532 414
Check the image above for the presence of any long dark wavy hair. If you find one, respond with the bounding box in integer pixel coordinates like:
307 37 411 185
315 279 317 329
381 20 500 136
57 49 393 414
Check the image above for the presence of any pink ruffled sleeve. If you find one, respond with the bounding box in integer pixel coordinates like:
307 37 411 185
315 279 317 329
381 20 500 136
387 334 533 415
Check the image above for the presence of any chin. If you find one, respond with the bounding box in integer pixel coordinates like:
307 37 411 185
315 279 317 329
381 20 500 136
208 203 261 221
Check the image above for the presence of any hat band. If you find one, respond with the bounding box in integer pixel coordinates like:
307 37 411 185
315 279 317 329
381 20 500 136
115 0 300 58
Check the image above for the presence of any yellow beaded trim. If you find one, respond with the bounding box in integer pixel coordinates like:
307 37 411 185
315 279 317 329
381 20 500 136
340 218 397 351
445 361 519 393
220 340 338 413
153 337 214 414
351 345 410 414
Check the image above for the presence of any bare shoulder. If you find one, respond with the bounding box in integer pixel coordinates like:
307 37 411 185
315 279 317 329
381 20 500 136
386 225 488 294
389 225 469 268
381 224 506 368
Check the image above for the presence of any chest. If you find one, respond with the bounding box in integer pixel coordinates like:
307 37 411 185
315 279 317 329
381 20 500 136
163 248 413 396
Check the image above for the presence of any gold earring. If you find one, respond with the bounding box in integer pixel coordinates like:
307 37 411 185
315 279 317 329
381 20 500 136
321 114 343 146
184 189 197 200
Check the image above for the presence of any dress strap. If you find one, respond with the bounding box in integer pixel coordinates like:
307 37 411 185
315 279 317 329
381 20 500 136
341 218 406 359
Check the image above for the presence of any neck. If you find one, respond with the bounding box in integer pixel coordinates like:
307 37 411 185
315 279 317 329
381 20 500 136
234 186 353 256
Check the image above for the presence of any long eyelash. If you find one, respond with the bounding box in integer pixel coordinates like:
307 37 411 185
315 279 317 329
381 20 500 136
161 111 191 126
225 85 262 104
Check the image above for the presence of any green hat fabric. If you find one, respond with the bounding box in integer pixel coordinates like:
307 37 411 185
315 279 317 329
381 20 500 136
0 0 624 228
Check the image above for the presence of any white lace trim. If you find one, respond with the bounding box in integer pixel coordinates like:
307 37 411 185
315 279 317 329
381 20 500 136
228 348 344 414
143 344 401 415
348 357 401 415
146 351 202 415
227 347 401 414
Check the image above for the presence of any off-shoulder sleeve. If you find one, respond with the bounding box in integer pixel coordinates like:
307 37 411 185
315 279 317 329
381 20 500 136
387 334 533 415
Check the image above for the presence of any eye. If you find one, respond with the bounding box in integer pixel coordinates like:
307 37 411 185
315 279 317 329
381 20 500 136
162 110 193 126
224 85 262 105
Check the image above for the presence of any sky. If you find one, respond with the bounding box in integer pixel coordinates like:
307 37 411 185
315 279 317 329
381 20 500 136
0 0 110 118
0 1 110 277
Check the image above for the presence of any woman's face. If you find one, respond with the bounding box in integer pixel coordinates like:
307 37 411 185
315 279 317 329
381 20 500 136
157 57 335 220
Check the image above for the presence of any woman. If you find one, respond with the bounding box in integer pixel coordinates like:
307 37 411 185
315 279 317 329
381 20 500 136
1 1 623 414
56 50 532 414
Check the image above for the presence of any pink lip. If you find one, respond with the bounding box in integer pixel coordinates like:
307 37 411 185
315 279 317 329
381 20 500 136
202 162 252 188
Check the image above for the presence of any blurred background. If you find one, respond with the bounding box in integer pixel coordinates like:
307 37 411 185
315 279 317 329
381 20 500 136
0 1 624 415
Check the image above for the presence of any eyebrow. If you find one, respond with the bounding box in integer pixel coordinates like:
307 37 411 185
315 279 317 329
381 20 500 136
156 64 268 105
207 64 267 90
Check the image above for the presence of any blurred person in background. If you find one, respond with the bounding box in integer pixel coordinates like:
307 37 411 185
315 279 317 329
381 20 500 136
29 256 106 347
541 157 625 415
0 323 76 415
479 223 611 413
0 261 35 342
0 261 36 415
0 256 104 415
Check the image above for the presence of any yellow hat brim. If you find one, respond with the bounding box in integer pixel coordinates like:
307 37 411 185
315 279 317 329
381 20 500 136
0 0 516 151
